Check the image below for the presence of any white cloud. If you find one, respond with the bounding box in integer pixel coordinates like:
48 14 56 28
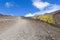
32 0 60 12
25 0 60 17
5 2 13 8
25 13 35 17
44 4 60 13
25 13 41 17
32 1 50 9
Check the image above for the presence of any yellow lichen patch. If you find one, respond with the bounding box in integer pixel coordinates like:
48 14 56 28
34 14 55 24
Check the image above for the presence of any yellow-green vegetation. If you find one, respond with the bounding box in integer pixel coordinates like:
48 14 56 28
34 14 55 24
33 14 39 19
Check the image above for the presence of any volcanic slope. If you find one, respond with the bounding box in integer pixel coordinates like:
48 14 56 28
0 16 60 40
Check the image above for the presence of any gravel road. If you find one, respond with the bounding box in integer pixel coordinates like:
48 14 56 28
0 17 60 40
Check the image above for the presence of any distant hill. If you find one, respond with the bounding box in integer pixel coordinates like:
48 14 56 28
0 14 4 16
44 10 60 15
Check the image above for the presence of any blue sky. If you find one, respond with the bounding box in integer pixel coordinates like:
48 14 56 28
0 0 60 16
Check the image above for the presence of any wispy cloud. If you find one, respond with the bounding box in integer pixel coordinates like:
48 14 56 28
5 2 13 8
32 0 50 10
25 0 60 17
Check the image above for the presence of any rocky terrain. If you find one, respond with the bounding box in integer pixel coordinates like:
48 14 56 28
0 10 60 40
45 10 60 27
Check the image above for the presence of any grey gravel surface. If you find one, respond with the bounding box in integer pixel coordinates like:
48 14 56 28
0 16 60 40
